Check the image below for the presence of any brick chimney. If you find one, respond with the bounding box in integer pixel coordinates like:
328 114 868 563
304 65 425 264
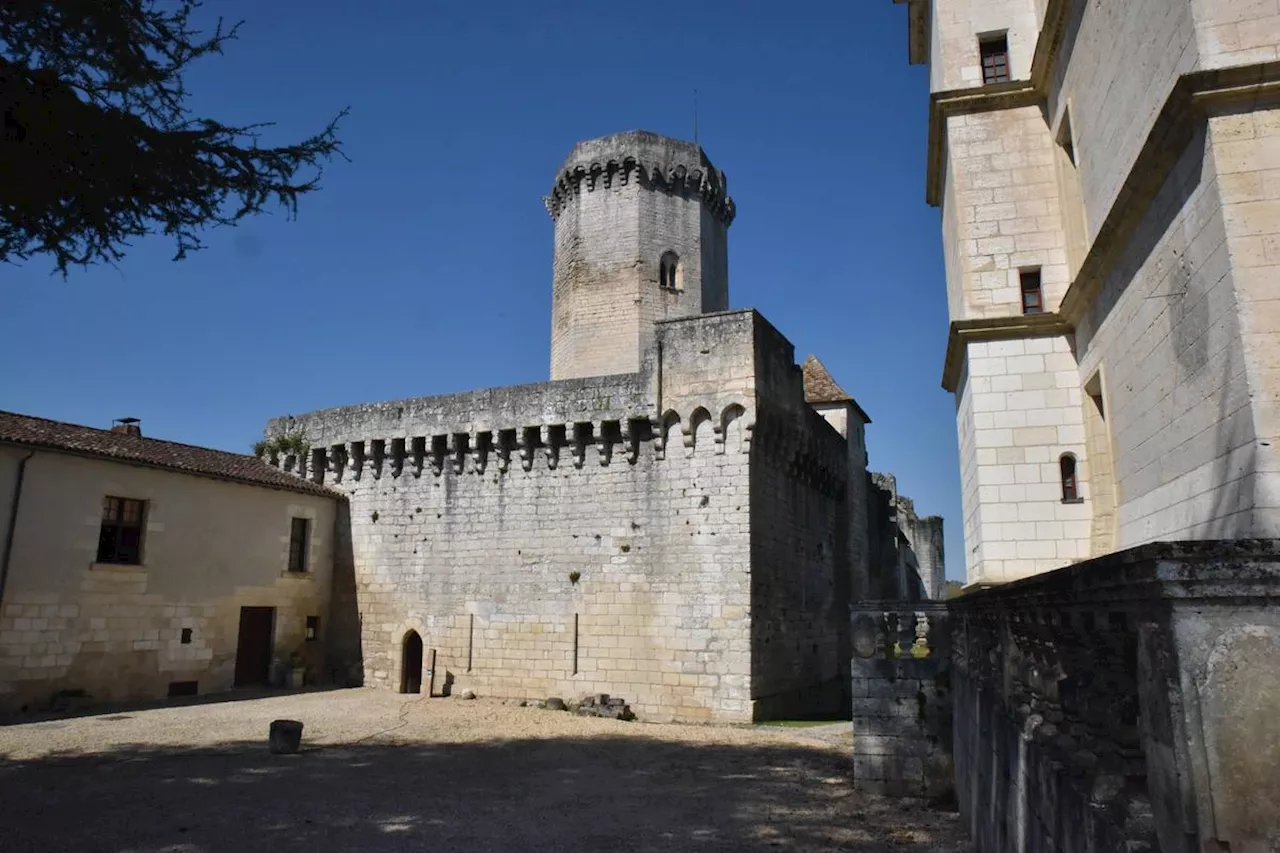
110 417 142 437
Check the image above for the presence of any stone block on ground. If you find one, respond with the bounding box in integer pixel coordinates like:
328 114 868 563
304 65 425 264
268 719 304 754
574 693 635 721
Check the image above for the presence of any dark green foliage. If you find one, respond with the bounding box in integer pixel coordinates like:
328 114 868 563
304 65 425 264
0 0 346 274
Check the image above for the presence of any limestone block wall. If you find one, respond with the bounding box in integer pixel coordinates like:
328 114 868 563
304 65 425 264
928 0 1039 92
271 309 848 722
749 402 849 718
899 513 945 600
322 424 753 722
1194 0 1280 70
1074 124 1269 543
944 106 1071 321
548 131 732 381
745 316 850 716
958 335 1090 583
1044 0 1199 245
814 405 871 601
846 419 871 600
956 363 983 582
0 449 336 712
550 178 647 379
1212 106 1280 536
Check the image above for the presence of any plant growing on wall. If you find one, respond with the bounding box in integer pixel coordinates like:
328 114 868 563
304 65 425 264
253 431 310 459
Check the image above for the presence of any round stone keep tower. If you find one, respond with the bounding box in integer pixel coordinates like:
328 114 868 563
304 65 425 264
545 130 735 380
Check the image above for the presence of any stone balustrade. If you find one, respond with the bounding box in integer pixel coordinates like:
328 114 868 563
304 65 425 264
950 540 1280 853
849 600 953 798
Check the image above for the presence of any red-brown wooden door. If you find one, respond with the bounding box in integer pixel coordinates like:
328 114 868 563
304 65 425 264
234 607 275 687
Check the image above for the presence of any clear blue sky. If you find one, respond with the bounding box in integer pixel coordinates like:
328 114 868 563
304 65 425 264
1 1 961 578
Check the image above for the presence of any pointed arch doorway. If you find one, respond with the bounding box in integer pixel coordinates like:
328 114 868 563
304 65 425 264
400 631 423 694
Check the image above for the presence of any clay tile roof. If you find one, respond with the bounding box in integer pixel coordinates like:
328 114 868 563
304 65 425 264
0 410 339 498
801 355 871 423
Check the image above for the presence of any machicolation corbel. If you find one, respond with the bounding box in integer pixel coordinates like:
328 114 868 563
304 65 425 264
390 438 406 478
349 441 365 481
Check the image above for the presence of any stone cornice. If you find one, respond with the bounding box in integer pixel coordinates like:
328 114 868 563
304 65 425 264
941 313 1074 392
924 18 1280 333
544 157 736 225
1029 0 1071 92
925 81 1040 206
948 539 1280 606
891 0 930 66
925 0 1069 207
1058 62 1280 324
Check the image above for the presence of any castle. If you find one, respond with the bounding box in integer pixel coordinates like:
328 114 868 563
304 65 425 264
875 2 1280 849
892 0 1280 586
262 131 942 722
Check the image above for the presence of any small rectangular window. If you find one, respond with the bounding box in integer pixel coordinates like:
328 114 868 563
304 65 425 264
97 496 146 564
1020 269 1044 315
306 616 319 642
979 34 1010 85
288 517 310 573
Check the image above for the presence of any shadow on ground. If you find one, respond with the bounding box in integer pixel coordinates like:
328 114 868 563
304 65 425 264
0 734 966 852
0 686 342 727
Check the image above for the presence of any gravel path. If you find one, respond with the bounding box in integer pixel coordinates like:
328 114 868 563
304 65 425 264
0 688 968 853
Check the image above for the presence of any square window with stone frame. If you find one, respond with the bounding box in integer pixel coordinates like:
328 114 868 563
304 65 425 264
979 34 1010 85
287 517 310 573
98 496 146 565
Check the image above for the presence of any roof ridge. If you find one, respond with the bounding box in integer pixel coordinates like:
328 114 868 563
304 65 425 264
0 410 338 499
0 409 258 458
801 354 852 402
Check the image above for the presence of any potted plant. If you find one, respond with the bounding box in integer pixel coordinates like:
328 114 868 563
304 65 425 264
287 649 306 688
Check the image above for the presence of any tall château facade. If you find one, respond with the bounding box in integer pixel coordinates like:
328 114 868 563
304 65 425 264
262 131 942 722
891 0 1280 585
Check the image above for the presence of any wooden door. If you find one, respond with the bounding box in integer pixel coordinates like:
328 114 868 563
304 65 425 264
401 631 423 694
234 607 275 687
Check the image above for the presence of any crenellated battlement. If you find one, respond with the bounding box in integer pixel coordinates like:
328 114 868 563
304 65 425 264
263 403 765 485
543 130 735 225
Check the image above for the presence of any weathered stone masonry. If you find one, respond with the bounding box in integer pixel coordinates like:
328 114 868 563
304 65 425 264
269 310 852 721
265 130 938 722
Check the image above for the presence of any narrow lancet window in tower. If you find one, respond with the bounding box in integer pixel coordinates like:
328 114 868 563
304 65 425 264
1060 454 1080 503
659 251 682 291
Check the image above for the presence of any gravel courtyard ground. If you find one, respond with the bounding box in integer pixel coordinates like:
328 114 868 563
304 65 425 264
0 688 968 853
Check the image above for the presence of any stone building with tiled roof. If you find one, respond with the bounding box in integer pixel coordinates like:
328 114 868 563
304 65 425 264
0 412 344 713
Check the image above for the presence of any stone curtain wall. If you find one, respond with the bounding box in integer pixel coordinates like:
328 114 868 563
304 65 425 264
900 514 945 600
329 417 752 722
267 310 852 723
951 541 1280 853
268 370 753 721
745 315 852 719
849 602 953 799
749 402 849 719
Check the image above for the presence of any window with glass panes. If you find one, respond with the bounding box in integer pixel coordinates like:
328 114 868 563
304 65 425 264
980 35 1010 85
288 517 310 573
98 496 145 564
